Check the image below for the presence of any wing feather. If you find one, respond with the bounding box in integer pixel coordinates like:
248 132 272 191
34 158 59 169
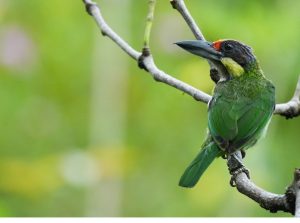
208 91 274 152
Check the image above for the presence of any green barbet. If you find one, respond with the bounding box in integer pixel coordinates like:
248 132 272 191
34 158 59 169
176 39 275 188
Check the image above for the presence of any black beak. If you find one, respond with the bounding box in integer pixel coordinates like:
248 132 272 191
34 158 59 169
175 40 222 61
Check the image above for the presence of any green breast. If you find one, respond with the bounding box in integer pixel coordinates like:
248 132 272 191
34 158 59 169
208 75 275 153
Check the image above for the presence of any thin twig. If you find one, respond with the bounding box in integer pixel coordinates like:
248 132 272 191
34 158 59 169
170 0 205 40
82 0 211 103
144 0 156 48
83 0 140 60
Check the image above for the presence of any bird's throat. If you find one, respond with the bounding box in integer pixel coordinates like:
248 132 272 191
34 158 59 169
221 57 244 77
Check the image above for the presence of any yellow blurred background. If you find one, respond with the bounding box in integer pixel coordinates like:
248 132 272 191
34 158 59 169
0 0 299 217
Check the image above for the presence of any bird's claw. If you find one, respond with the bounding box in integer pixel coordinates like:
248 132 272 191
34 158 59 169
230 167 250 187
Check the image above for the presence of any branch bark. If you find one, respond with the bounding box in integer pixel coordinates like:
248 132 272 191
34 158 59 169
291 169 300 217
274 76 300 118
143 0 156 48
81 0 300 216
83 0 140 60
227 151 296 214
170 0 205 41
294 172 300 217
82 0 211 103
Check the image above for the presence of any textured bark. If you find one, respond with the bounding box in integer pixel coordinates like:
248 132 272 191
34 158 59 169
227 152 296 214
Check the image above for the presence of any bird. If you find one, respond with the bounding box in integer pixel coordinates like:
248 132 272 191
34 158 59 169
175 39 275 188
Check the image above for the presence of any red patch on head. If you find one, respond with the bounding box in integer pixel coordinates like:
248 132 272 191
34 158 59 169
212 40 223 51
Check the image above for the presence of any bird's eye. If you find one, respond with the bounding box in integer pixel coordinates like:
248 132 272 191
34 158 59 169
224 43 233 51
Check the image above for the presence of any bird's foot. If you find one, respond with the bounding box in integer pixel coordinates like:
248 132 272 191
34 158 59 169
230 166 250 187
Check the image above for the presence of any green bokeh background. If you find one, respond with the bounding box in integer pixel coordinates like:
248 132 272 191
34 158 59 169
0 0 299 217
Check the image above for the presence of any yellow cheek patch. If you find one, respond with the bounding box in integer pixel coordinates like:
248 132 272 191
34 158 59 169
221 57 244 77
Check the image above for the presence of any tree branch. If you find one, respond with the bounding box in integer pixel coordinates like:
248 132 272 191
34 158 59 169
82 0 300 216
82 0 211 103
227 152 296 214
170 0 205 41
291 168 300 217
143 0 156 48
83 0 140 60
274 76 300 118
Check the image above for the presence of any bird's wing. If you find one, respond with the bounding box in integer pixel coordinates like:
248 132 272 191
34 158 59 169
208 93 274 151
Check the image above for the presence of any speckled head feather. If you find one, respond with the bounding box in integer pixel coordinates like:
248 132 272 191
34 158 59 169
212 40 256 69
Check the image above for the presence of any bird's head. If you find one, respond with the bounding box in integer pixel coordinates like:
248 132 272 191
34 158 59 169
176 39 258 79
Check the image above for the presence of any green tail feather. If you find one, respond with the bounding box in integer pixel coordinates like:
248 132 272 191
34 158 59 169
179 140 221 188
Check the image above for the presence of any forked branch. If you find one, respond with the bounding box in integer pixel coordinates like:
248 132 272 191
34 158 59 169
82 0 300 117
82 0 211 103
81 0 300 216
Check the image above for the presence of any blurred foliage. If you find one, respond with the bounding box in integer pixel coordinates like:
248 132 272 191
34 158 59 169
0 0 299 217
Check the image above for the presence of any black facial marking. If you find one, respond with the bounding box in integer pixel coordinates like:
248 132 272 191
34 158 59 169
224 42 233 51
220 40 255 68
